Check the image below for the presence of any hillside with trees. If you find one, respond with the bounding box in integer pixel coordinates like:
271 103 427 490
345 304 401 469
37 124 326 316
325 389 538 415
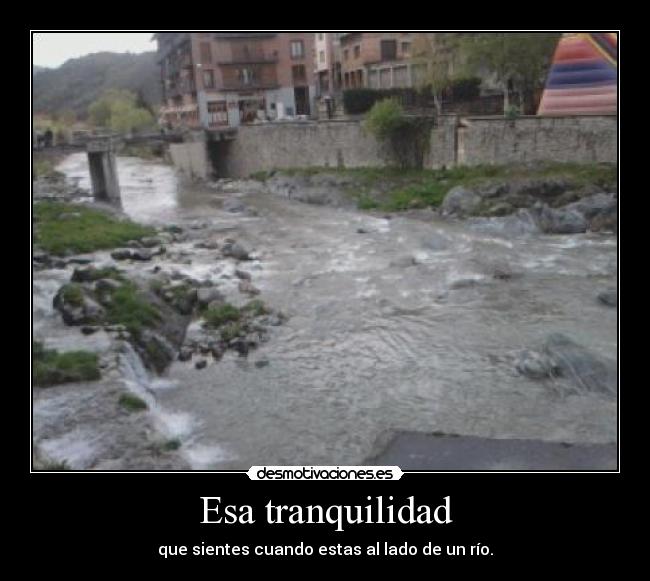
32 52 161 119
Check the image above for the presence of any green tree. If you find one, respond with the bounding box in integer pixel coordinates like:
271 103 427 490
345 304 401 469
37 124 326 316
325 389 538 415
412 33 465 115
88 89 155 134
460 33 560 114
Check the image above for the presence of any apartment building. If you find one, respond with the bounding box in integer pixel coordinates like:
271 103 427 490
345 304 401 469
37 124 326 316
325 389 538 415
340 32 427 90
155 32 316 130
315 32 344 96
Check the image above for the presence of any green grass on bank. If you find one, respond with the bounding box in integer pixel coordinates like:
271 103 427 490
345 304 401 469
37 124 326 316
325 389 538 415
104 282 162 337
33 341 101 387
33 201 156 255
250 162 617 212
118 393 149 412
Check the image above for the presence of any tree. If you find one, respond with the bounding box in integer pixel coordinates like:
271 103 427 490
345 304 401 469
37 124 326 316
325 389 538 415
460 33 560 114
411 33 465 115
88 89 155 134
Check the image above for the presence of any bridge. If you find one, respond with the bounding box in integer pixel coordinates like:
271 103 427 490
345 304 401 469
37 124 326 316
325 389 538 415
83 132 185 206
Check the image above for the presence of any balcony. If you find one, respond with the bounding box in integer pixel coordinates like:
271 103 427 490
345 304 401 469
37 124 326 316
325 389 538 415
221 81 279 91
218 50 278 65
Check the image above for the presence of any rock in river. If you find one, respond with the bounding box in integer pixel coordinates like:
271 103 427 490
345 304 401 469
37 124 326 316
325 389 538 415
441 186 482 217
517 333 617 398
597 289 617 307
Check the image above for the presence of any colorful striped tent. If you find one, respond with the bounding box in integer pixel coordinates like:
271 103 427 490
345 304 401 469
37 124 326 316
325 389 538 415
538 32 617 116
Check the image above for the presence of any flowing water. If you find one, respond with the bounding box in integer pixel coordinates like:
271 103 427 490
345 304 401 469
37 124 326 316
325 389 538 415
41 153 618 469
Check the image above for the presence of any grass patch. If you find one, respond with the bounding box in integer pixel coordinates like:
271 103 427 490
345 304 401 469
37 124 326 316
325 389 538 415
118 393 148 412
36 460 70 471
203 303 241 328
33 157 65 180
220 322 243 342
60 283 86 307
242 299 270 317
250 170 271 181
269 163 617 213
104 282 162 337
33 201 156 255
33 342 100 387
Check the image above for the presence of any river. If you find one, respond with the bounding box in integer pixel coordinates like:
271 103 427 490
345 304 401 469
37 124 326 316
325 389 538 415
37 152 617 469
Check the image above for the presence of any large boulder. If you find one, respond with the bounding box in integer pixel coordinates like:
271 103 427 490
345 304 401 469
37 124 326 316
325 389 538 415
529 204 588 234
441 186 482 217
223 198 247 213
566 193 617 221
597 289 618 307
221 241 251 261
53 284 105 326
517 333 617 398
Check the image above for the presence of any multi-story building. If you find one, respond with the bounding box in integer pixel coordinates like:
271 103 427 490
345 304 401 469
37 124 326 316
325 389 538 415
340 32 428 90
155 32 316 130
315 32 343 97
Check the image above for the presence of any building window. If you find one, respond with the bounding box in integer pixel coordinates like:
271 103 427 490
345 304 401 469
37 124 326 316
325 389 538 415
290 40 305 59
292 65 307 84
203 70 214 89
380 40 397 61
354 45 360 58
380 68 391 88
319 50 325 63
200 42 212 64
393 65 408 88
401 42 411 56
343 49 349 61
207 101 228 127
238 68 255 85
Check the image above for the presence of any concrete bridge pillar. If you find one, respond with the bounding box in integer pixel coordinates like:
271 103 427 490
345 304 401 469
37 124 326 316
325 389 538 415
87 140 121 206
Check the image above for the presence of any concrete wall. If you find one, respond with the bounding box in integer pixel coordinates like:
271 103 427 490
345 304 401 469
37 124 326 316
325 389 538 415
219 121 392 178
177 115 617 179
169 141 211 180
454 115 617 167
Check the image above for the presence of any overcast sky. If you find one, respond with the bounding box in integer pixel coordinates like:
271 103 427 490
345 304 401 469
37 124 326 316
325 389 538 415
32 32 156 68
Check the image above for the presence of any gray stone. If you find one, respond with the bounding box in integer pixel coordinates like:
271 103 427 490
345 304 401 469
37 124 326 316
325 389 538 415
222 241 251 261
518 334 617 398
140 236 163 248
235 269 252 281
530 204 588 234
597 289 617 307
178 348 193 362
195 359 208 370
239 281 260 296
223 198 246 213
197 287 225 308
95 278 123 293
441 186 482 217
389 256 417 268
566 193 616 221
516 350 558 379
111 249 133 261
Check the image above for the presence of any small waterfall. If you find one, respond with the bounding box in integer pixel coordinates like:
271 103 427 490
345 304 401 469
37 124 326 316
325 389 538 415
116 340 157 407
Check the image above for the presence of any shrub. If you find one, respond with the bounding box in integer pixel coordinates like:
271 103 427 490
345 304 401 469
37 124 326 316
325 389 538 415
364 100 432 169
364 99 410 140
203 304 241 328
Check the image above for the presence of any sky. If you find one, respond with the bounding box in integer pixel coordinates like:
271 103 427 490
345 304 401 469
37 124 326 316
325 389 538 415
32 32 156 68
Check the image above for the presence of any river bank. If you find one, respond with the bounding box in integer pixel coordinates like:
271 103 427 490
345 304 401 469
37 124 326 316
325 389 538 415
32 153 618 470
